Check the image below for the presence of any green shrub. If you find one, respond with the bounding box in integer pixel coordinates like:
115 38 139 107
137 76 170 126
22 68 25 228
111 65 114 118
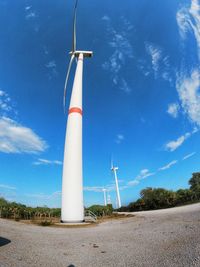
86 204 113 217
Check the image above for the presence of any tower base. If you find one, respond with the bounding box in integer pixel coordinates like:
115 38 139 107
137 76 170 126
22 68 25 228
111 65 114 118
60 220 85 223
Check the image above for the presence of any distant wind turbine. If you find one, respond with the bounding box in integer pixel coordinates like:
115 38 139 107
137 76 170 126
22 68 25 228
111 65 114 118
107 194 111 205
61 0 93 223
111 161 121 209
102 188 107 206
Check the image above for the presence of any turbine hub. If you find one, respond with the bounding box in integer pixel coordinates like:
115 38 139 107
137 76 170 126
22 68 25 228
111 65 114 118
69 51 93 58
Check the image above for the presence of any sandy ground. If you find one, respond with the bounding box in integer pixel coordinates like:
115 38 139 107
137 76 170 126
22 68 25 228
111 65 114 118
0 203 200 267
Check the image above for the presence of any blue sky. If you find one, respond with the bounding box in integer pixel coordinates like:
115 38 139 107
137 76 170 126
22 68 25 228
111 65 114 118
0 0 200 208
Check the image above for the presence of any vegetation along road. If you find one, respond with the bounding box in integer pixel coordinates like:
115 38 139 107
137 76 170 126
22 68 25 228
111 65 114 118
0 203 200 267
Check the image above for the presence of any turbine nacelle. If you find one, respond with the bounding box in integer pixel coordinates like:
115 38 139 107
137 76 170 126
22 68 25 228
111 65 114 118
111 166 118 171
69 51 93 58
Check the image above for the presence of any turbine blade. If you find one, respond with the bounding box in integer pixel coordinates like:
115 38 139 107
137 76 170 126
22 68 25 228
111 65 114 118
111 155 114 170
72 0 78 52
63 54 75 113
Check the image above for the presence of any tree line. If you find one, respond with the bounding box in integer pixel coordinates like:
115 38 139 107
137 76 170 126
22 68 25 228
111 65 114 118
119 172 200 212
0 198 61 220
0 172 199 220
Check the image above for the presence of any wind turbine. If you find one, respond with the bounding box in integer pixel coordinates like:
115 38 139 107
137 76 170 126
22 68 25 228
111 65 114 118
61 0 93 223
111 161 121 209
102 188 107 206
107 194 111 205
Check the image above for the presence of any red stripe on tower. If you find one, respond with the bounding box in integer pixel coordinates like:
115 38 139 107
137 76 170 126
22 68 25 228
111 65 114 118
68 107 83 115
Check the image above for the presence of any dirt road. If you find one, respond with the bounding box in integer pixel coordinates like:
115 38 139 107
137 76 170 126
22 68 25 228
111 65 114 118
0 203 200 267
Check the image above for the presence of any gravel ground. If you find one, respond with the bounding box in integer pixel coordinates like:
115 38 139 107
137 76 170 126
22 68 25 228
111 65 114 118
0 203 200 267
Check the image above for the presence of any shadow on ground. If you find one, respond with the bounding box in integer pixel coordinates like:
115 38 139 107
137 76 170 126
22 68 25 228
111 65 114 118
0 237 11 247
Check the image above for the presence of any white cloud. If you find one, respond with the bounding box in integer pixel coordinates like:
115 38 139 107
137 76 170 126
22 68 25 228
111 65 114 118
0 184 16 190
83 186 104 192
43 46 49 55
182 152 196 160
26 12 36 20
189 0 200 58
176 69 200 126
120 79 131 93
102 15 133 93
177 0 200 59
84 180 126 193
136 169 155 180
45 60 57 78
165 132 192 151
85 168 154 194
45 61 56 68
176 7 191 39
25 6 32 11
126 169 155 189
101 15 110 22
0 90 47 154
167 103 180 118
0 89 13 116
146 43 162 76
0 90 5 96
158 160 178 171
33 158 62 166
26 191 61 200
0 117 47 154
127 180 140 186
141 43 172 83
84 184 118 192
115 134 124 144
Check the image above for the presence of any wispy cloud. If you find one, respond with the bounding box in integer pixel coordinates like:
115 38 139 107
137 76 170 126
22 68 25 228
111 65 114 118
182 152 196 160
0 184 17 202
84 177 129 194
102 15 133 93
176 69 200 126
0 184 16 190
190 0 200 57
158 160 178 171
45 60 57 78
0 89 15 117
24 6 40 33
176 6 191 39
127 180 140 186
26 12 36 20
165 128 198 152
176 1 200 127
45 61 56 68
0 90 47 154
25 6 32 11
127 169 155 188
165 135 187 151
33 158 62 166
25 5 36 20
115 134 124 144
145 43 162 78
177 0 200 59
140 43 172 83
136 169 155 180
167 103 180 118
25 191 61 200
84 183 117 192
0 117 47 154
83 186 104 192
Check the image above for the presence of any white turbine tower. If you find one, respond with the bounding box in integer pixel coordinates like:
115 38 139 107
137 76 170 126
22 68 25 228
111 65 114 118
61 0 93 223
102 188 107 206
111 162 121 209
107 194 111 205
